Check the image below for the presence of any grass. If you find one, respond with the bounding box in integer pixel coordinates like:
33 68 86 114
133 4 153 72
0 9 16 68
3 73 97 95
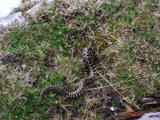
0 0 160 119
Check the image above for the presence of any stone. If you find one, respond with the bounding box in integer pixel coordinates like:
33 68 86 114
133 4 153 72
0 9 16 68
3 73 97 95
26 2 43 17
0 12 25 27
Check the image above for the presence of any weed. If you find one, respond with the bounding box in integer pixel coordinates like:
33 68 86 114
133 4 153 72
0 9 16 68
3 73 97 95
101 80 107 85
1 0 160 119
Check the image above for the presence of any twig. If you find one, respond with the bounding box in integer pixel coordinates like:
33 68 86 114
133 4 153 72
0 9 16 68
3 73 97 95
96 70 129 103
87 77 139 91
59 103 71 114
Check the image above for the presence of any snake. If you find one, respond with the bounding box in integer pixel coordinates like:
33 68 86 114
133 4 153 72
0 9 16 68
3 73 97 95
39 47 96 104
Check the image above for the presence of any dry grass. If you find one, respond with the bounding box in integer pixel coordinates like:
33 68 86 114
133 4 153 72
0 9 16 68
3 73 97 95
0 0 160 119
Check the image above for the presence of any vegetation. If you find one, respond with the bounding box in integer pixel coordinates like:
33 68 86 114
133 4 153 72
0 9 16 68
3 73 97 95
0 0 159 119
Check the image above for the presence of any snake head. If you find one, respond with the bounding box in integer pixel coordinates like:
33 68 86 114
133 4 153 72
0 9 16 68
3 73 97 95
82 47 94 60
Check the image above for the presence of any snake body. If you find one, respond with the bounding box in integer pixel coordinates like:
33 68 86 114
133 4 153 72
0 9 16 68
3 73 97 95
39 47 96 103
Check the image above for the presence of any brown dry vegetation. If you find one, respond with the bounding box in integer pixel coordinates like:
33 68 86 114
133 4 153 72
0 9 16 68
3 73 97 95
0 0 160 119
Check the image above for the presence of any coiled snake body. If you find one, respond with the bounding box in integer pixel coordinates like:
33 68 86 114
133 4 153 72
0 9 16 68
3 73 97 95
39 47 96 103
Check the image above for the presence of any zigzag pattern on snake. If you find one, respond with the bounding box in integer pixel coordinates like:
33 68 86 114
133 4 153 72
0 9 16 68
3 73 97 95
39 47 96 104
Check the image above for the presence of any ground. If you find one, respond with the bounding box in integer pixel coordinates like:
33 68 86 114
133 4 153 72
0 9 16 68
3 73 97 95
0 0 160 119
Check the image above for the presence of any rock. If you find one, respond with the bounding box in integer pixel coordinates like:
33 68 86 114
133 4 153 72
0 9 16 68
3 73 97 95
0 12 25 27
0 12 26 36
26 2 43 17
29 0 53 2
0 0 56 35
137 112 160 120
26 0 55 17
0 24 6 33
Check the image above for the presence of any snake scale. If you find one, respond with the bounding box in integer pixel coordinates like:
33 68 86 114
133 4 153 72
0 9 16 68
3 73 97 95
39 47 96 104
